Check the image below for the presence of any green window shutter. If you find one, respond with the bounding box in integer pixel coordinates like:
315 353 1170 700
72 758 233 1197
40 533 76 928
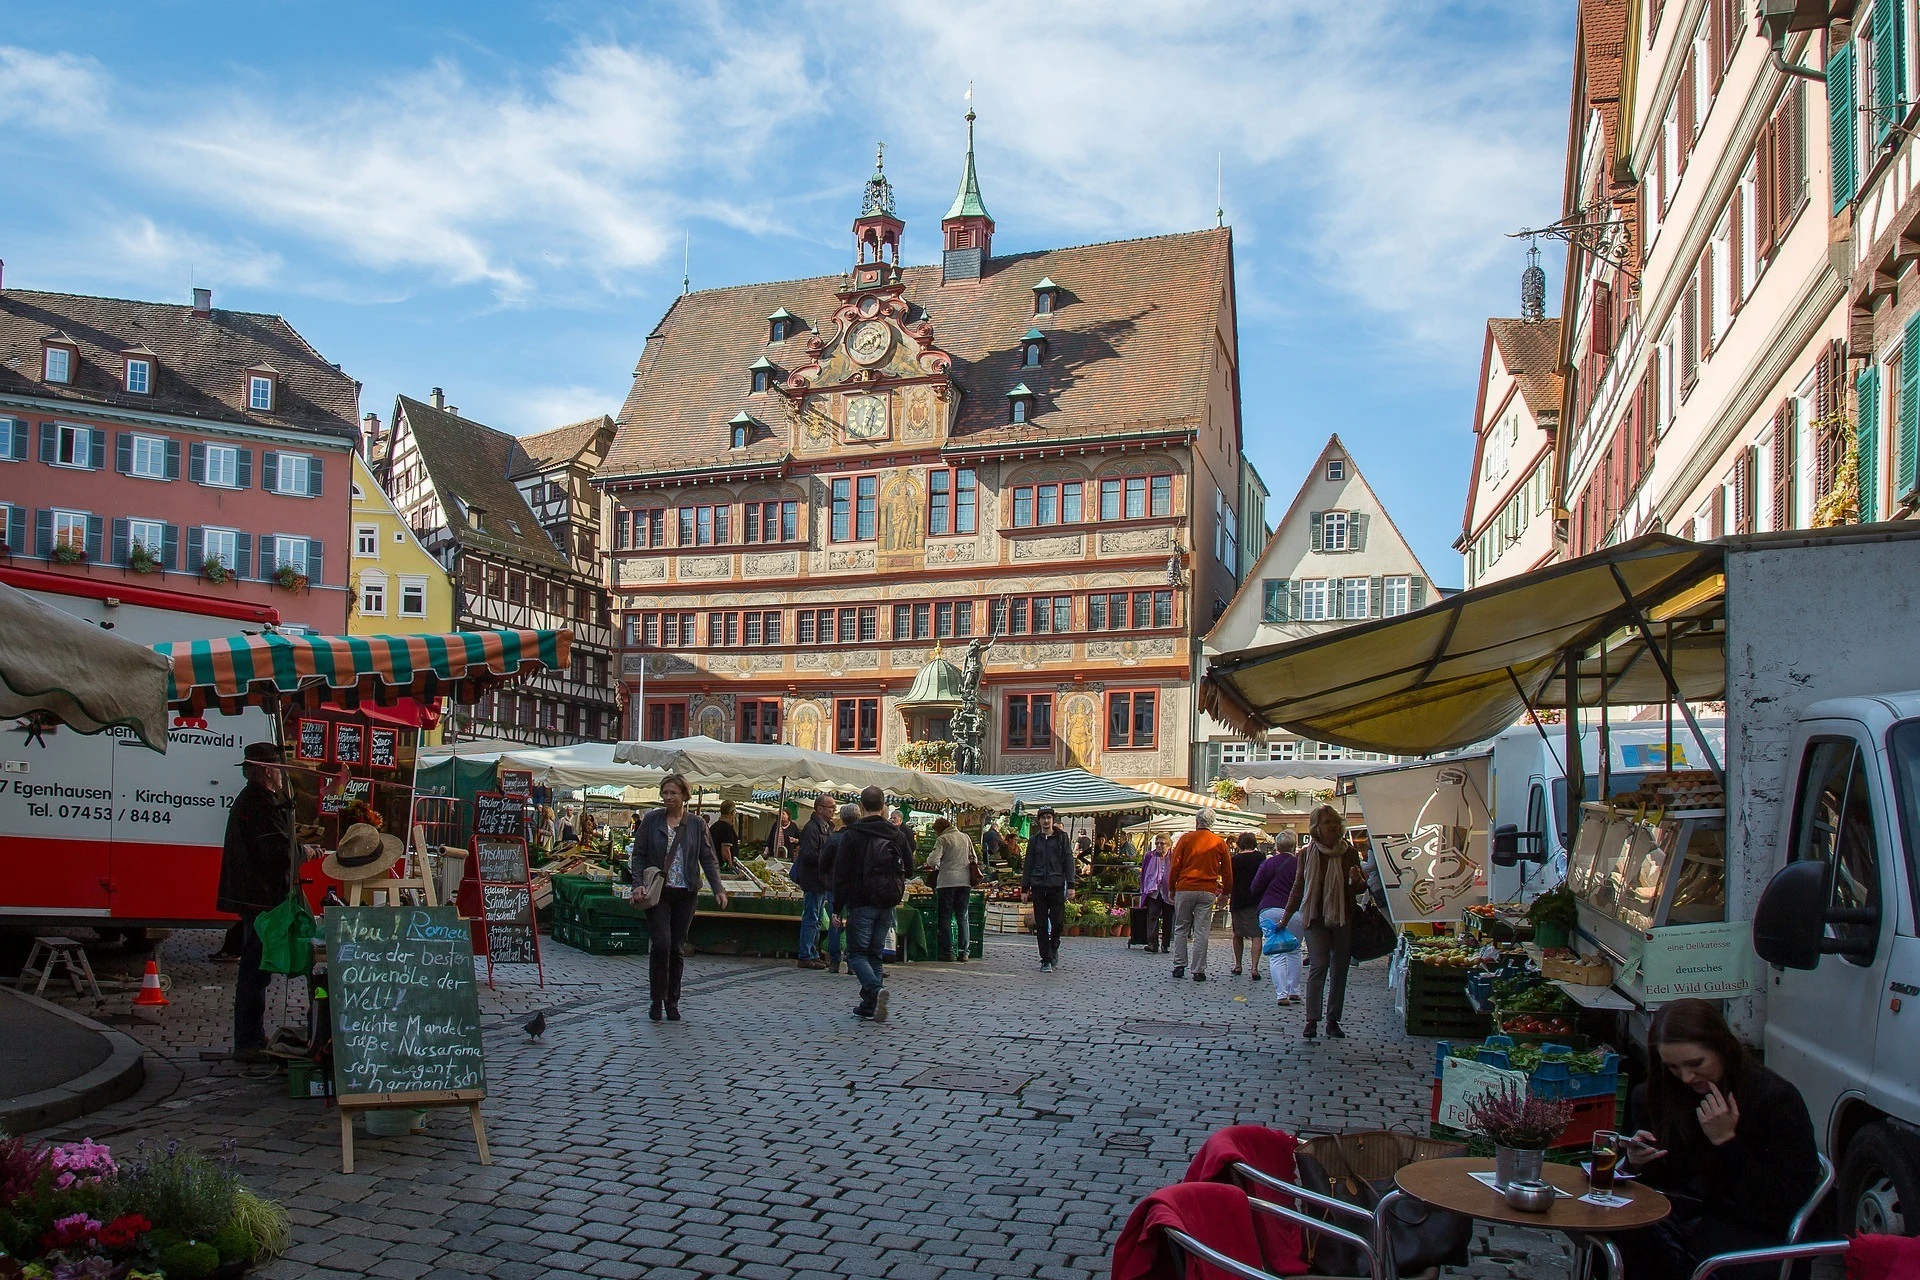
1873 1 1898 146
1903 315 1920 497
1309 511 1324 552
1858 364 1881 522
1830 40 1859 213
1261 579 1284 623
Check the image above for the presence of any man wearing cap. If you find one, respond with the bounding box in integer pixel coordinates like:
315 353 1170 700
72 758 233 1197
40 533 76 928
218 742 294 1063
1021 807 1075 972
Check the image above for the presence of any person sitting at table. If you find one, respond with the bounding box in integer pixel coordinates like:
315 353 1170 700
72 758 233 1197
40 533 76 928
1615 998 1820 1280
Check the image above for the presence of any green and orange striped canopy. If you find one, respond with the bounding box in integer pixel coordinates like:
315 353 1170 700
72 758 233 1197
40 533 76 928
155 628 570 715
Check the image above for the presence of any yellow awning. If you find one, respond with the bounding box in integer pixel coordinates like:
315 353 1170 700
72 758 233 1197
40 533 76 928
1203 534 1728 758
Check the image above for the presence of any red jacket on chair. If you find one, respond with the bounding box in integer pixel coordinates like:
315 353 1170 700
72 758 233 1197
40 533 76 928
1111 1181 1267 1280
1184 1125 1307 1275
1848 1234 1920 1280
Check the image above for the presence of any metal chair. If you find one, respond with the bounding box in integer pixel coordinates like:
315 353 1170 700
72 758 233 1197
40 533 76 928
1231 1161 1404 1280
1163 1196 1379 1280
1676 1152 1836 1280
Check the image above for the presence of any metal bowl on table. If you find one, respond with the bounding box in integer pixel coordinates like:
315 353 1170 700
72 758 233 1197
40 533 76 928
1503 1180 1556 1213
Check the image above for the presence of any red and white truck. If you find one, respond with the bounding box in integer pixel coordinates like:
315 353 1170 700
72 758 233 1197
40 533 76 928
0 565 278 933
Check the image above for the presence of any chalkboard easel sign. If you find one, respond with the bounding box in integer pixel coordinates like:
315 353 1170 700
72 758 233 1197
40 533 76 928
472 833 543 987
295 718 330 763
499 768 533 799
324 905 491 1174
472 791 522 838
368 726 399 770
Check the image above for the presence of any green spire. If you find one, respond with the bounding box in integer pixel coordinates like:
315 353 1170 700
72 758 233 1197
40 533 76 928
944 105 993 223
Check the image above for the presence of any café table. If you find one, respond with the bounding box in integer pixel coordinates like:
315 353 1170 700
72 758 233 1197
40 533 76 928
1379 1157 1670 1280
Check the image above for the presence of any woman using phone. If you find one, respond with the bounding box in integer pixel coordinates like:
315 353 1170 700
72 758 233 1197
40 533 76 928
1615 999 1819 1279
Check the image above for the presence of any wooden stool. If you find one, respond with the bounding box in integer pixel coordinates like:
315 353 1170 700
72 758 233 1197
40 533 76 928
17 936 101 999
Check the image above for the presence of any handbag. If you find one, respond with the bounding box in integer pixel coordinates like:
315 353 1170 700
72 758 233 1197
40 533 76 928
254 886 317 976
634 817 686 910
1349 898 1397 963
968 857 984 889
1292 1132 1472 1277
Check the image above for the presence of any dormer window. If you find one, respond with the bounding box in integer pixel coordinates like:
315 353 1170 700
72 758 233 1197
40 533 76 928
729 411 755 449
749 356 775 394
768 307 797 343
124 353 153 395
247 368 277 412
42 341 75 384
1032 277 1058 316
1007 383 1036 425
1021 327 1047 367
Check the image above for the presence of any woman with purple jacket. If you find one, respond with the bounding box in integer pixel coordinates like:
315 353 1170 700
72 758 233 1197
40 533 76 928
1137 834 1176 953
1251 832 1304 1005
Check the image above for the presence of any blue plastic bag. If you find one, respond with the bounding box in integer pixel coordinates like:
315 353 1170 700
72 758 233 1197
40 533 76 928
1260 918 1300 956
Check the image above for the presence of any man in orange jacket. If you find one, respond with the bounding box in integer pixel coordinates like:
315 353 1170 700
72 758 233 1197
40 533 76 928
1167 810 1232 981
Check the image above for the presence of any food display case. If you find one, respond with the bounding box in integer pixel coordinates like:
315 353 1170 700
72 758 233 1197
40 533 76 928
1566 772 1727 1009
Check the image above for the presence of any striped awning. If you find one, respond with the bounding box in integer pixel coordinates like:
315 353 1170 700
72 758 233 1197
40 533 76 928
155 628 570 715
1131 780 1267 830
966 768 1157 815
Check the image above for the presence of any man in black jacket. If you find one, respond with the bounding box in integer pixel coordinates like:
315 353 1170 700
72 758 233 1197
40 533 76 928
791 795 836 970
831 785 913 1023
217 742 294 1062
1021 807 1076 972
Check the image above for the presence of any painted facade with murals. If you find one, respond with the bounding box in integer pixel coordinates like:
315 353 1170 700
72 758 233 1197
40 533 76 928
596 130 1248 784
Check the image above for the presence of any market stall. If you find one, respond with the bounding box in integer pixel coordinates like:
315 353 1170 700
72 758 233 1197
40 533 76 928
0 579 170 749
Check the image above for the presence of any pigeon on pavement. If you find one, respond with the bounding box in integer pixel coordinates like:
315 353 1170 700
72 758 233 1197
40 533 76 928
523 1011 546 1039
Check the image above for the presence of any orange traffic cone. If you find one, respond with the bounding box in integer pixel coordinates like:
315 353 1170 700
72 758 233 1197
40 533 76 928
133 960 169 1009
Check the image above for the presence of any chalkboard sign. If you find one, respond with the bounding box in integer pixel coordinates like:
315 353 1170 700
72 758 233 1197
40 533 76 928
499 768 533 799
296 718 330 763
473 792 520 837
320 791 348 815
334 722 366 765
475 837 527 884
324 905 486 1097
368 727 399 770
481 884 536 965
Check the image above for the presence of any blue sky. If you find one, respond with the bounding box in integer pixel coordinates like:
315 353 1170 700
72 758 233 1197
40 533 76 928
0 1 1572 584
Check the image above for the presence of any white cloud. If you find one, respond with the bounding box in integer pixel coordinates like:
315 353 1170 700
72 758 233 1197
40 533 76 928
0 46 104 131
494 383 622 435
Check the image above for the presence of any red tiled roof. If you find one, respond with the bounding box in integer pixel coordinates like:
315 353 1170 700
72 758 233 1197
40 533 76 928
509 415 614 477
605 228 1231 476
1487 318 1565 422
0 288 359 441
394 395 568 571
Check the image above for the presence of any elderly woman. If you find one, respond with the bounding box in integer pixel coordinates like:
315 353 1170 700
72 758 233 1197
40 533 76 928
1251 831 1304 1005
1282 805 1366 1040
1137 833 1176 954
630 773 728 1022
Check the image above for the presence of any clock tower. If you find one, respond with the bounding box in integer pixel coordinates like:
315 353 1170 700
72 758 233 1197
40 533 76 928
850 143 904 292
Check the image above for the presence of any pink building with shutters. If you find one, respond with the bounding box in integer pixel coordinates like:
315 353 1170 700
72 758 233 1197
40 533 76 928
0 280 359 632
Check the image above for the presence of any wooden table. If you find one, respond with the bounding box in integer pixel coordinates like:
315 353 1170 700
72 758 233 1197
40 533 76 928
1386 1157 1669 1280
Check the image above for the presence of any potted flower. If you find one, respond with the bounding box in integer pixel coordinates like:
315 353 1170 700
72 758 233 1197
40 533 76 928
201 555 232 585
1464 1083 1573 1188
271 564 309 593
128 543 162 575
50 541 86 566
1527 884 1578 949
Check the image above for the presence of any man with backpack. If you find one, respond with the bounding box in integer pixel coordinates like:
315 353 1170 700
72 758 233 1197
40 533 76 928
831 785 914 1023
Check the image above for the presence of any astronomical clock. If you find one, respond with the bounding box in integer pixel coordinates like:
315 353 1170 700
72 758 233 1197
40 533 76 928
780 270 960 458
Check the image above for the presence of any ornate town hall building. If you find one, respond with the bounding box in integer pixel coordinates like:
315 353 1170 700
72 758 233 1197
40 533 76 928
597 123 1248 784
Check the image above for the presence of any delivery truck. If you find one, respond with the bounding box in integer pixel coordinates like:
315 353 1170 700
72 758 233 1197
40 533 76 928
0 565 277 935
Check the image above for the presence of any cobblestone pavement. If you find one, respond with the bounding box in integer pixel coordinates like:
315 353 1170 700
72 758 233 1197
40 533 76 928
28 926 1577 1280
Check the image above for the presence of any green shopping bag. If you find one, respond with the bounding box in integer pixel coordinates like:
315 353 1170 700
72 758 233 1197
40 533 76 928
254 887 316 975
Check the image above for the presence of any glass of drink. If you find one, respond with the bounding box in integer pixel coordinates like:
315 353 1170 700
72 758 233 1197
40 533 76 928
1589 1130 1622 1194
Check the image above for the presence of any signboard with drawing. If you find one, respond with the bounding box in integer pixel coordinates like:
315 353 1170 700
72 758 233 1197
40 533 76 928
1353 755 1491 924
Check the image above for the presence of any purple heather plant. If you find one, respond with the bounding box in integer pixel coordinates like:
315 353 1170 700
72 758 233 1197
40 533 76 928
1464 1084 1574 1149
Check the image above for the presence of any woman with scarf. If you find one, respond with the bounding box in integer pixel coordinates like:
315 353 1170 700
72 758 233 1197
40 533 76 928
1282 805 1365 1040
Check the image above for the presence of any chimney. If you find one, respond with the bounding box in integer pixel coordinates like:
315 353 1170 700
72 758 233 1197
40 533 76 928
361 412 382 459
448 406 459 417
191 287 212 316
0 259 6 290
430 387 445 410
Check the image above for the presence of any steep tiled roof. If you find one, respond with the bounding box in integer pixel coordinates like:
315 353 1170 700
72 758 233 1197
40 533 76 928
509 415 614 477
0 288 359 441
605 228 1231 476
395 395 567 571
1487 318 1565 421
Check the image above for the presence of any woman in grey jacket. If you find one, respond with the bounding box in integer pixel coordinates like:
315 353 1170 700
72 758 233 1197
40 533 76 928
629 774 729 1021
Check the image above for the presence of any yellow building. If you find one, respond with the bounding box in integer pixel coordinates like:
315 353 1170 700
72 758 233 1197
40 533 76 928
348 451 454 638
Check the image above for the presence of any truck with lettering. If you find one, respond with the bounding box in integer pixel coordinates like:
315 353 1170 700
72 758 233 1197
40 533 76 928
0 565 278 938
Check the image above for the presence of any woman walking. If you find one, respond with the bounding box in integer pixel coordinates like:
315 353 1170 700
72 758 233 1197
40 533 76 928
1282 806 1364 1040
1251 831 1304 1004
1138 834 1175 953
1228 832 1266 977
926 817 978 962
630 773 729 1022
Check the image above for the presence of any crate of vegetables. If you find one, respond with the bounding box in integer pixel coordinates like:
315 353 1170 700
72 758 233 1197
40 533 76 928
1429 1037 1622 1147
1402 938 1493 1039
1492 983 1584 1046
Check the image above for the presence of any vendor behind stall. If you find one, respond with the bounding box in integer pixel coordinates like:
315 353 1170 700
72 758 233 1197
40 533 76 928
219 742 293 1064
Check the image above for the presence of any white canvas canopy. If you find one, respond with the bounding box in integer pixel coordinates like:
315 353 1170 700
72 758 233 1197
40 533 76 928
612 736 1015 808
419 741 666 791
0 581 170 750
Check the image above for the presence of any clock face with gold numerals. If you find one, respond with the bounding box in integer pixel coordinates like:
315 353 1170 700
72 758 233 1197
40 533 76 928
848 320 892 366
845 395 888 441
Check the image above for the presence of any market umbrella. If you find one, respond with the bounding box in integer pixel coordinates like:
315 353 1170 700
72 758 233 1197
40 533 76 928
0 580 170 750
418 741 665 791
613 736 1015 809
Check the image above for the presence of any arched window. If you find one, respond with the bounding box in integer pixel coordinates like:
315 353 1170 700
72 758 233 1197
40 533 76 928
752 368 770 393
732 426 750 449
1011 398 1029 424
1024 342 1042 367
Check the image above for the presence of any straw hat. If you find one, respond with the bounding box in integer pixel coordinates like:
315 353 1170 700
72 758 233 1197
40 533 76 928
322 822 405 882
